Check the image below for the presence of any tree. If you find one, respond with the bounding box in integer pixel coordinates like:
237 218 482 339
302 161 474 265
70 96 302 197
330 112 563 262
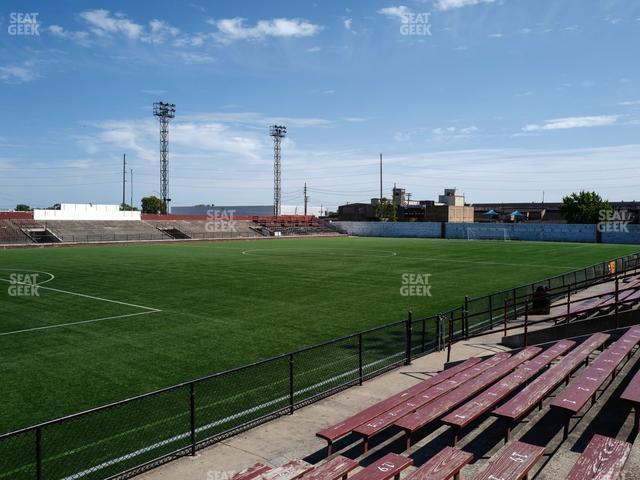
141 196 163 214
376 198 397 221
15 204 31 211
560 191 611 224
120 203 138 211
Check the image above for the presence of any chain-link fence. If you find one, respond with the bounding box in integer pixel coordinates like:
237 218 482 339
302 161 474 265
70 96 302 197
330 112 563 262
2 252 639 480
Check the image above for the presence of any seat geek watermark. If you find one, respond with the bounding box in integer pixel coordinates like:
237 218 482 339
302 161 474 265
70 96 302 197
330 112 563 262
8 12 40 36
400 273 432 297
597 209 631 233
400 12 432 36
8 273 40 297
206 209 238 233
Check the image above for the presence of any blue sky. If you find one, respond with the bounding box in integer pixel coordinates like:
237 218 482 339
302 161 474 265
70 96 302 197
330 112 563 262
0 0 639 210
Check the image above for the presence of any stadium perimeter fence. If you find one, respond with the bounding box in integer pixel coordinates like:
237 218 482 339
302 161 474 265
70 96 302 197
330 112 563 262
1 252 639 480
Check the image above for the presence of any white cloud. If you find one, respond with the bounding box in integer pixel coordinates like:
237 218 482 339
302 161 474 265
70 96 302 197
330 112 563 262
180 52 214 64
377 6 412 21
434 0 496 11
79 9 144 39
49 25 91 44
523 115 619 131
619 100 640 106
322 89 335 95
306 46 321 52
488 33 503 38
208 17 323 42
344 18 353 30
0 64 38 84
146 19 180 44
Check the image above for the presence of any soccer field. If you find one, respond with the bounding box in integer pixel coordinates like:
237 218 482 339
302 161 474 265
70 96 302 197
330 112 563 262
1 236 638 432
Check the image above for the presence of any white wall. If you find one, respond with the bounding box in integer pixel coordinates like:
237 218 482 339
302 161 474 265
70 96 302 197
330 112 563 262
34 204 141 221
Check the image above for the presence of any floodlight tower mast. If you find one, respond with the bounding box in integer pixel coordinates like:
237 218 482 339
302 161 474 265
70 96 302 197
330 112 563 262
270 125 286 216
153 102 176 214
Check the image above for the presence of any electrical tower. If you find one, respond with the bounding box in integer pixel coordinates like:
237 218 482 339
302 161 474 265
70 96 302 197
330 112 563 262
153 102 176 214
270 125 286 216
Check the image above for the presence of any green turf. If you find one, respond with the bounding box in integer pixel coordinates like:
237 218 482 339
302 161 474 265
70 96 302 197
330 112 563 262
0 237 638 433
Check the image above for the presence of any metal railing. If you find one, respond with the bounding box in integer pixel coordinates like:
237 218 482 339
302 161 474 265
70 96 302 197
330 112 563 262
1 252 639 480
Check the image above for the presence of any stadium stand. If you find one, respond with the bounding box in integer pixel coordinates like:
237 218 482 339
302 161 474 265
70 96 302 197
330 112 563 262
352 352 512 452
551 326 640 438
404 447 473 480
301 456 358 480
316 357 482 454
348 453 413 480
493 332 609 441
621 367 640 432
443 340 576 445
252 216 338 236
0 219 31 244
470 441 545 480
394 347 541 448
145 219 262 239
44 220 164 242
564 434 631 480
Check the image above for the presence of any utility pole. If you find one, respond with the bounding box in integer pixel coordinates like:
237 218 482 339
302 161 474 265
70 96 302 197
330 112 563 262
122 153 126 209
379 153 383 201
130 168 133 210
304 182 308 216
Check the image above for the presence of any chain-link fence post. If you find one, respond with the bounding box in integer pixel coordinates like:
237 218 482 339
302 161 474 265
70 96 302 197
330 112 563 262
404 311 413 366
358 333 363 386
288 354 294 415
190 383 196 456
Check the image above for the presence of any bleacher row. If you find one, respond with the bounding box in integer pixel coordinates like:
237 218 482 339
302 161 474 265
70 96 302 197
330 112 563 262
234 326 640 480
565 276 640 321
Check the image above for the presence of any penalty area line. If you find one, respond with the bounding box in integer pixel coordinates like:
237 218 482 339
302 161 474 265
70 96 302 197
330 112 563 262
0 310 161 337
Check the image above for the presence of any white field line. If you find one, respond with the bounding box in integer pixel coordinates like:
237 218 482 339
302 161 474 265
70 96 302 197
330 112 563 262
0 278 161 312
0 311 159 337
60 352 403 480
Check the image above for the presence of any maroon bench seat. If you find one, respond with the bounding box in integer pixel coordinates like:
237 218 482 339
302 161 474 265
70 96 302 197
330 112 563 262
316 357 482 454
257 460 314 480
471 441 545 480
621 364 640 432
551 327 640 438
565 434 631 480
301 456 358 480
352 352 512 452
493 333 609 441
443 340 576 444
395 348 542 448
404 447 473 480
233 463 272 480
349 453 413 480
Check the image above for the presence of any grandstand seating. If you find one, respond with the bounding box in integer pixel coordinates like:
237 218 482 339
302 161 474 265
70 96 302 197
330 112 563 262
348 453 413 480
44 220 163 242
301 456 358 480
252 216 338 236
564 434 631 480
145 219 262 239
353 352 512 452
0 219 31 244
404 447 472 480
621 366 640 432
493 332 609 441
470 441 544 480
551 326 640 438
443 340 575 445
316 357 482 454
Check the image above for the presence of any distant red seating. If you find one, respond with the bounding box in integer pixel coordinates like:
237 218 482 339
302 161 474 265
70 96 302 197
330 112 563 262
442 340 575 445
565 434 631 480
551 327 640 438
493 333 609 441
395 347 541 448
348 453 413 480
621 364 640 432
471 441 545 480
353 352 512 452
404 447 473 480
300 456 358 480
316 357 482 454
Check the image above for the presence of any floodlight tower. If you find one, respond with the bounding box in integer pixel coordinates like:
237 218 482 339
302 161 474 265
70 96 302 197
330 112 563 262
153 101 176 214
270 125 286 216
